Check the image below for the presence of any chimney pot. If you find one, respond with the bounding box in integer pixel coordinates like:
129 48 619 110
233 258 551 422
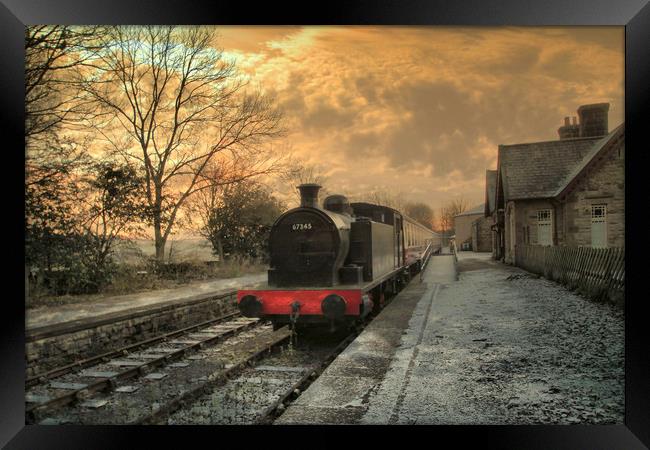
558 115 580 140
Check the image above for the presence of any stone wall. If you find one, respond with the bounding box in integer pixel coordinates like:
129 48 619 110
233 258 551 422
504 202 515 264
454 213 483 248
471 216 492 252
513 198 562 246
26 293 238 378
562 139 625 248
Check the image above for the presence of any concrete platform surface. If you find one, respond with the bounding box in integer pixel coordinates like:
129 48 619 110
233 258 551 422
276 251 624 425
276 254 456 424
26 272 266 330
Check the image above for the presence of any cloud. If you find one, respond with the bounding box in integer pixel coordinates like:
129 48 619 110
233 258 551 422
215 26 624 211
301 100 359 132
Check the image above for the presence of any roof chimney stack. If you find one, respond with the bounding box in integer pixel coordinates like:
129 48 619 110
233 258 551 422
558 115 580 140
578 103 609 137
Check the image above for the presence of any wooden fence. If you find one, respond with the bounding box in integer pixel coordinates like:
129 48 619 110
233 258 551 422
515 245 624 304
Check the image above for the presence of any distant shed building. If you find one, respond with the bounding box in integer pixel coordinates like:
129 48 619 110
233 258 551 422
471 216 492 252
488 103 624 264
454 204 487 251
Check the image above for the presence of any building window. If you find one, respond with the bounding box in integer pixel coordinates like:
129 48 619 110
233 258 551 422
591 204 607 248
537 209 553 246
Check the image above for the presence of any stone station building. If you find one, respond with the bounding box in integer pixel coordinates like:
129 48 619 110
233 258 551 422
486 103 625 263
454 204 491 252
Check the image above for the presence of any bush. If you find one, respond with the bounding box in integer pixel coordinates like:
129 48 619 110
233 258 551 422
155 261 194 280
27 254 269 307
27 235 119 297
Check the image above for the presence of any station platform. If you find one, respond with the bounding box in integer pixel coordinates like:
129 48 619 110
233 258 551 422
276 252 457 424
26 272 266 331
276 250 624 425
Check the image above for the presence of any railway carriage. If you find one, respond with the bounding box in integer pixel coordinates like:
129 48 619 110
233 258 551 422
237 184 441 330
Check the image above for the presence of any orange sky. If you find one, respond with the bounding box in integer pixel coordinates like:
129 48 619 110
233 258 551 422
210 26 624 213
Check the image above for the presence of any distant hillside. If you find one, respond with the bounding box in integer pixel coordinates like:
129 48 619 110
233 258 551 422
112 238 218 264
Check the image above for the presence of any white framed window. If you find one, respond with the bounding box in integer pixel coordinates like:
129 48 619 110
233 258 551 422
537 209 553 246
591 204 607 248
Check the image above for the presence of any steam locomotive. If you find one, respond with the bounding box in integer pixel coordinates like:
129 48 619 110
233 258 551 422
237 184 441 330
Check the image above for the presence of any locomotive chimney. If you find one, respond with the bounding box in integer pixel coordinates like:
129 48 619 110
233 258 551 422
298 183 321 208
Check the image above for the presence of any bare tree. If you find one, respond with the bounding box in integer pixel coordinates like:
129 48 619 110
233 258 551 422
447 196 470 218
438 206 452 234
360 188 407 212
439 196 469 235
184 174 283 262
184 163 227 239
278 160 330 206
77 26 286 261
25 25 108 207
404 202 435 230
25 25 106 144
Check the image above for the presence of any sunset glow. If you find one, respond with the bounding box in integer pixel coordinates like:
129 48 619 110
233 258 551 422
214 26 624 211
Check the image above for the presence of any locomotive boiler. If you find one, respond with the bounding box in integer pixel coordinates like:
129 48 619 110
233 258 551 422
238 184 441 330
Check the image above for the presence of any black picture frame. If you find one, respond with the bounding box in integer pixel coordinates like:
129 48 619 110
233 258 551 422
2 1 648 448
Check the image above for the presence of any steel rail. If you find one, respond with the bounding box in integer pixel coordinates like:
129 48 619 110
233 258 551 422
138 326 293 425
256 325 364 424
26 316 260 423
27 310 242 388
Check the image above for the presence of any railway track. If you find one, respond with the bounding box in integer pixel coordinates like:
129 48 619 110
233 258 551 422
28 271 411 425
27 317 363 425
165 325 365 425
26 310 242 388
255 328 361 424
25 313 270 424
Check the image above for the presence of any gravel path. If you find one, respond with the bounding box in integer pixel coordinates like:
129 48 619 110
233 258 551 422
362 252 624 424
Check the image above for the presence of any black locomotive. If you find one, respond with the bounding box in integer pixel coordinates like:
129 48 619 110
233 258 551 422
238 184 441 329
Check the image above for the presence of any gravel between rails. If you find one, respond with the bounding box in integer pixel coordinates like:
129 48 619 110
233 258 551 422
167 330 353 425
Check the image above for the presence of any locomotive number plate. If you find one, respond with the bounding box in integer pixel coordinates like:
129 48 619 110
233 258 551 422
291 223 312 231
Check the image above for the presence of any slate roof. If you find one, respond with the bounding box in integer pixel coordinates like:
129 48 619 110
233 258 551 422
455 203 485 217
498 136 601 201
553 124 624 198
485 170 497 216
